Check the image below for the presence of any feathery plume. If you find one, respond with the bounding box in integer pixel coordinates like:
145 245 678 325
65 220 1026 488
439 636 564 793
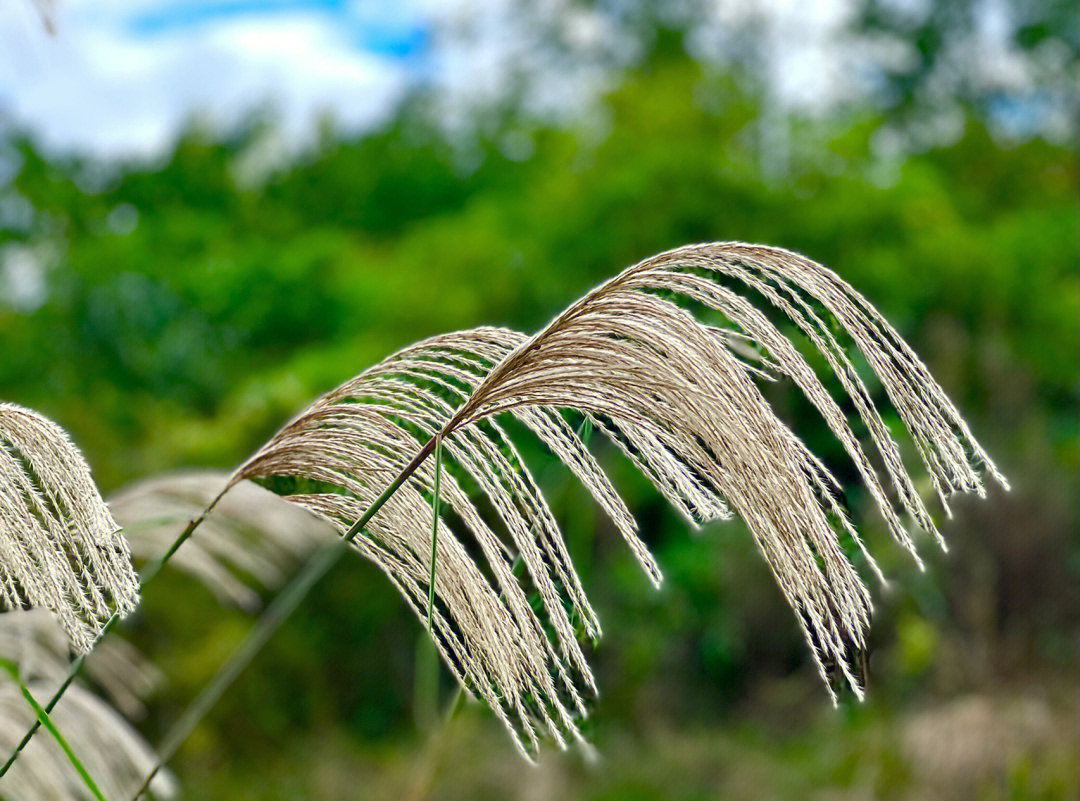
226 242 1003 752
0 403 139 654
109 472 336 610
230 328 621 755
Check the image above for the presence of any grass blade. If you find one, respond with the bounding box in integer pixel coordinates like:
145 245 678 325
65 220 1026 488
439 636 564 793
0 657 108 801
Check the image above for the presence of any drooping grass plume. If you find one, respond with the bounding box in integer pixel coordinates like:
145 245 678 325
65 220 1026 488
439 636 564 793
222 242 1003 757
0 403 139 654
444 242 1006 697
0 612 175 801
109 471 336 610
227 327 625 755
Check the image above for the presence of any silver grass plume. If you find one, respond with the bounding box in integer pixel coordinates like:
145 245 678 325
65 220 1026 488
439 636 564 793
230 327 628 756
0 403 139 653
109 471 335 611
0 611 175 801
228 242 1004 755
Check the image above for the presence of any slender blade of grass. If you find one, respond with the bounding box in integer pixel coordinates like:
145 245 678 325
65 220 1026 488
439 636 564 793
0 658 107 801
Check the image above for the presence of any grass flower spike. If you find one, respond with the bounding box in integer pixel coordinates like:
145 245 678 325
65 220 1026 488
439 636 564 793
0 403 138 654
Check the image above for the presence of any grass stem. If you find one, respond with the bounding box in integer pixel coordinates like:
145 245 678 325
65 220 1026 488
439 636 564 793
128 436 438 800
0 658 107 801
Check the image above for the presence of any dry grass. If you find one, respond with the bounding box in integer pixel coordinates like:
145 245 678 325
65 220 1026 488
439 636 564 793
225 242 1004 755
0 403 138 653
109 471 336 610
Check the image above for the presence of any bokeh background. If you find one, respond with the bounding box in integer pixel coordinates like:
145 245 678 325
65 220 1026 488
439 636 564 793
1 1 1077 799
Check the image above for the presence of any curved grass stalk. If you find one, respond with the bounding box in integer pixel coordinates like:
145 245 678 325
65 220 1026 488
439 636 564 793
129 242 1006 786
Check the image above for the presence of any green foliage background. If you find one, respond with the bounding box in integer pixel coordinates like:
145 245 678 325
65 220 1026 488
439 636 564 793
1 33 1077 801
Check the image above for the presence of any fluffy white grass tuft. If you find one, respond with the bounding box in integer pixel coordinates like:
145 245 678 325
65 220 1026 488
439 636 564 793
0 403 139 654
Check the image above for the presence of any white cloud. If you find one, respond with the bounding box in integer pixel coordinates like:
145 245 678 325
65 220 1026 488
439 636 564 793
0 0 414 159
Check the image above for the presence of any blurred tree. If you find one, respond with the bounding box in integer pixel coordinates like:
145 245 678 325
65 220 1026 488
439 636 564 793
852 0 1079 145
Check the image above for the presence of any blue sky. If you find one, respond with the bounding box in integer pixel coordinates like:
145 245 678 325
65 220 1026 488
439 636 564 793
0 0 439 157
126 0 431 58
0 0 891 159
0 0 881 159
